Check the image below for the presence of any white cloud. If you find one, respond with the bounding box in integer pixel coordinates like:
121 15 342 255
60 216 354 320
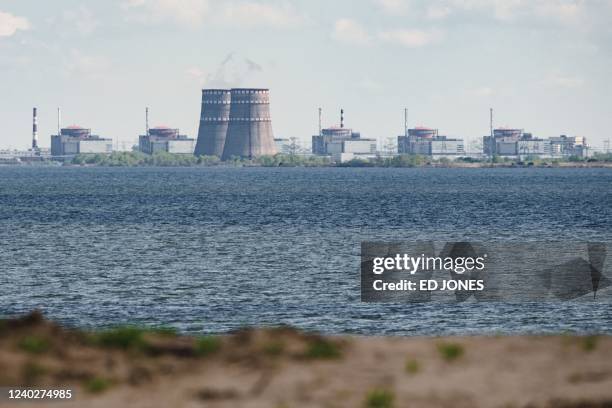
375 0 411 15
0 11 30 37
121 0 304 29
378 28 444 47
358 77 382 92
332 18 371 45
533 1 582 22
187 53 265 87
123 0 146 6
431 0 585 24
121 0 210 27
544 72 584 88
185 66 205 83
63 50 111 80
332 16 445 48
221 2 304 28
426 4 452 19
372 0 590 27
468 86 494 97
62 6 99 35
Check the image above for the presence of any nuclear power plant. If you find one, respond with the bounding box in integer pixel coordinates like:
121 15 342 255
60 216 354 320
194 89 231 157
5 103 598 163
195 88 277 160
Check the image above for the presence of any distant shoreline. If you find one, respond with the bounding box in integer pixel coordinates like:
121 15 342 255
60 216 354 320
2 161 612 169
64 162 612 168
2 151 612 169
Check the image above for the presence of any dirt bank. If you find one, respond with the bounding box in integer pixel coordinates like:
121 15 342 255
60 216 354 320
0 312 611 408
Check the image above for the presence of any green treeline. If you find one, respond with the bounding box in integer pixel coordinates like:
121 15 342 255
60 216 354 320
69 151 612 168
70 152 332 167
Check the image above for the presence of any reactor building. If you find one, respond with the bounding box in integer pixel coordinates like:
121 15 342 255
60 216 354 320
139 126 195 154
311 109 377 158
398 127 465 158
194 88 277 160
483 128 524 156
483 128 589 158
51 125 113 157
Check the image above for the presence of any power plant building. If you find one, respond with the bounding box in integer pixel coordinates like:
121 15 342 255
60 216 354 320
195 88 277 160
312 110 377 157
483 129 590 158
549 135 589 157
483 128 523 156
274 138 292 154
398 127 465 158
139 127 195 154
51 126 112 157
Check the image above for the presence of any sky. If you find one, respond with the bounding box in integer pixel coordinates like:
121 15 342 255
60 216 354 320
1 0 611 151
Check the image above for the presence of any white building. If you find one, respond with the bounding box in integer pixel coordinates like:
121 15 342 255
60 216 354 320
398 128 465 159
51 126 112 157
326 139 377 155
139 127 195 155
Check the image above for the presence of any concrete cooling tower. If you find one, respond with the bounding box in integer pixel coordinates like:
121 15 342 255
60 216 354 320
221 88 277 160
194 89 231 157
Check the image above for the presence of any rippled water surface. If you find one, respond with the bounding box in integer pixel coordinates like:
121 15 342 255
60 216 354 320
1 167 611 335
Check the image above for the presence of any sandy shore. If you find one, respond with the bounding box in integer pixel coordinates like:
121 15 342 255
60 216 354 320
1 312 611 408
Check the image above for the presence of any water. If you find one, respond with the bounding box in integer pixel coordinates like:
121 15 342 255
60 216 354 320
1 166 611 335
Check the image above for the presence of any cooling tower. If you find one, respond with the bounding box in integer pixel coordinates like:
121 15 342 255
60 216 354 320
194 89 231 157
221 88 277 160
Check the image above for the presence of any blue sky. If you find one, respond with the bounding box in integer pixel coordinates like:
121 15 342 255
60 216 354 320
1 0 611 150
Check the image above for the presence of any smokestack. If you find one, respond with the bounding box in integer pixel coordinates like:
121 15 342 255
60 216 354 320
32 107 38 149
318 107 322 136
404 108 408 137
340 109 344 128
57 107 61 137
146 107 149 136
490 107 493 138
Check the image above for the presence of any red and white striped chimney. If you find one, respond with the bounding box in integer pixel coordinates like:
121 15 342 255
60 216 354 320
32 107 38 149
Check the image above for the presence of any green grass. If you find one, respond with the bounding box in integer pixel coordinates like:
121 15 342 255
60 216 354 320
93 326 148 350
195 336 221 357
84 377 111 394
437 342 464 362
405 358 420 374
304 339 342 359
582 335 598 352
263 340 285 357
18 336 50 354
364 389 394 408
149 326 177 337
22 362 47 384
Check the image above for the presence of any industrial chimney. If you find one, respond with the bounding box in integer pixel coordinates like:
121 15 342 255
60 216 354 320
32 107 38 149
194 89 231 157
57 107 61 138
221 88 277 160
